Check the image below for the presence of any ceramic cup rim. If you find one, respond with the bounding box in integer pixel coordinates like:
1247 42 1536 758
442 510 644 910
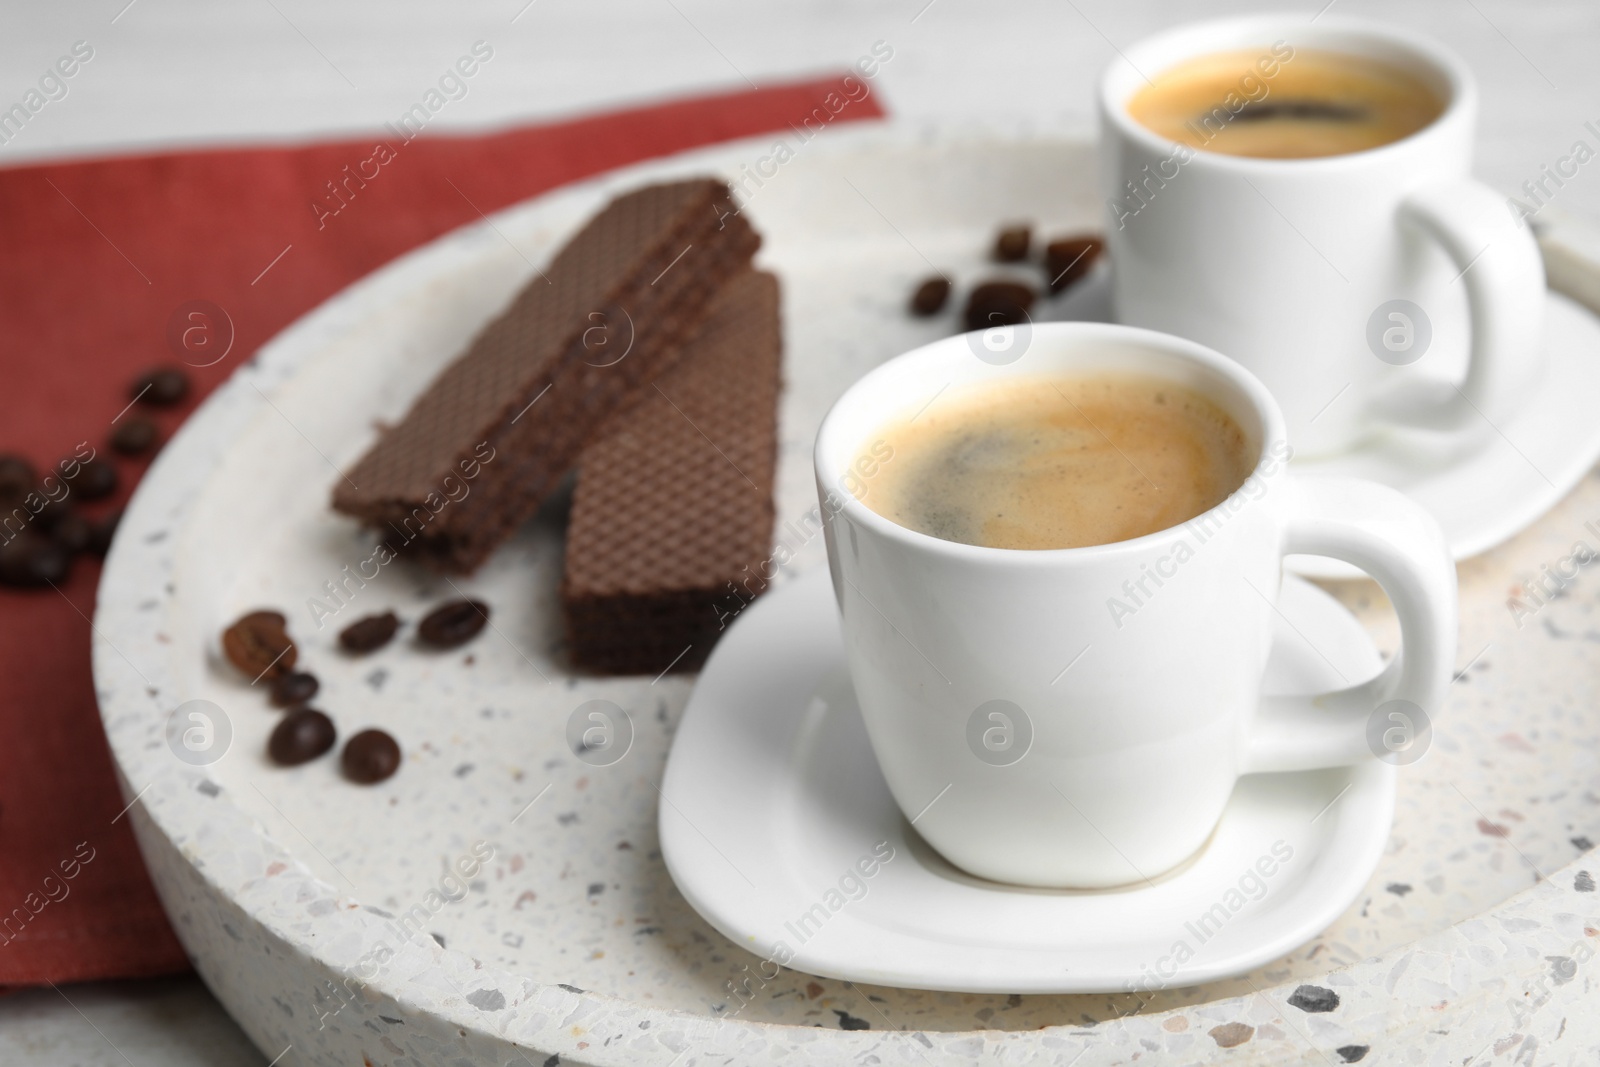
1098 13 1476 174
811 321 1290 566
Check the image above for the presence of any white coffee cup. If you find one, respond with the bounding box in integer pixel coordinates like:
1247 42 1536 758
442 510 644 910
1099 15 1544 458
814 323 1456 888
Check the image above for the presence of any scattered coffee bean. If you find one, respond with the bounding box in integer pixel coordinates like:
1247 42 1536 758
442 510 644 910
964 280 1037 331
29 491 72 531
342 729 402 784
418 599 489 649
0 533 71 588
110 417 160 456
993 224 1032 262
270 671 320 708
268 708 336 765
65 458 117 501
909 276 951 316
340 611 400 654
87 510 121 558
132 366 190 406
50 509 93 555
1044 234 1104 293
0 455 35 504
222 610 297 680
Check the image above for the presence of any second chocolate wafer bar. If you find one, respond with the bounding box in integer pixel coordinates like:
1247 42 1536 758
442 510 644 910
332 178 758 573
562 269 782 675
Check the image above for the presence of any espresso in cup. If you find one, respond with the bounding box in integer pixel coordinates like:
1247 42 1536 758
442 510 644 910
852 373 1252 550
1127 48 1444 159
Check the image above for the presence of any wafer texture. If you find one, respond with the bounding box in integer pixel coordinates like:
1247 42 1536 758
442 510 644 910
562 269 782 674
331 178 758 572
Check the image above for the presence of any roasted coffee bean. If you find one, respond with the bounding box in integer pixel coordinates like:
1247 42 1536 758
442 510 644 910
0 534 70 587
339 611 400 654
0 533 71 588
270 671 320 708
87 510 121 558
964 280 1037 331
993 224 1032 262
110 417 160 456
51 509 93 555
0 455 35 504
418 599 488 649
27 492 70 531
64 458 117 501
268 708 336 765
132 366 190 406
909 277 951 316
1044 234 1104 293
342 729 401 784
222 610 297 680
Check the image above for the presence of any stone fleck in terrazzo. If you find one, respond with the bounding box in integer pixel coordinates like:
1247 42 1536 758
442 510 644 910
1287 985 1340 1013
1208 1022 1253 1048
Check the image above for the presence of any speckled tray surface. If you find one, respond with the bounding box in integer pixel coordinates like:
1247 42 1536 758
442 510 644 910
94 124 1600 1065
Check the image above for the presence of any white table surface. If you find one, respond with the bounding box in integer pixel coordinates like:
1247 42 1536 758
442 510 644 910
4 0 1597 1062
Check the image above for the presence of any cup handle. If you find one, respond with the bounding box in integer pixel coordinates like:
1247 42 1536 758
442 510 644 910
1369 177 1546 433
1243 476 1457 773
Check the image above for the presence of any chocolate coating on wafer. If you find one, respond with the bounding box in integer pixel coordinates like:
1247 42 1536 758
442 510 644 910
332 179 760 573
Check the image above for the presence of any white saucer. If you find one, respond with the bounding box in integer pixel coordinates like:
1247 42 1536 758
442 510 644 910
1287 291 1600 577
1052 276 1600 580
659 567 1396 994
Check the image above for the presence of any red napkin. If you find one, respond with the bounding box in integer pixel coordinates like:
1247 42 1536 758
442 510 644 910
0 75 884 986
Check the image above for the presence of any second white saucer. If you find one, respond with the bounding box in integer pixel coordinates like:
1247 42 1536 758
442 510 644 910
1287 293 1600 577
659 567 1396 994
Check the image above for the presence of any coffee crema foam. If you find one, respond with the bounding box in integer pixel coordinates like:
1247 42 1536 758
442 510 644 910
852 373 1253 551
1128 48 1444 159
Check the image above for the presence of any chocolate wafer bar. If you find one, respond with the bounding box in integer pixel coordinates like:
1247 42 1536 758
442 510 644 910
332 178 758 573
561 269 781 674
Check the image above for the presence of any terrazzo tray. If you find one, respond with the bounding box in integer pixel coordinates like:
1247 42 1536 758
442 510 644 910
94 123 1600 1066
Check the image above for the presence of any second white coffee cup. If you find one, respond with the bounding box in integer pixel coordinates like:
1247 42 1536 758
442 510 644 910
1099 15 1545 458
